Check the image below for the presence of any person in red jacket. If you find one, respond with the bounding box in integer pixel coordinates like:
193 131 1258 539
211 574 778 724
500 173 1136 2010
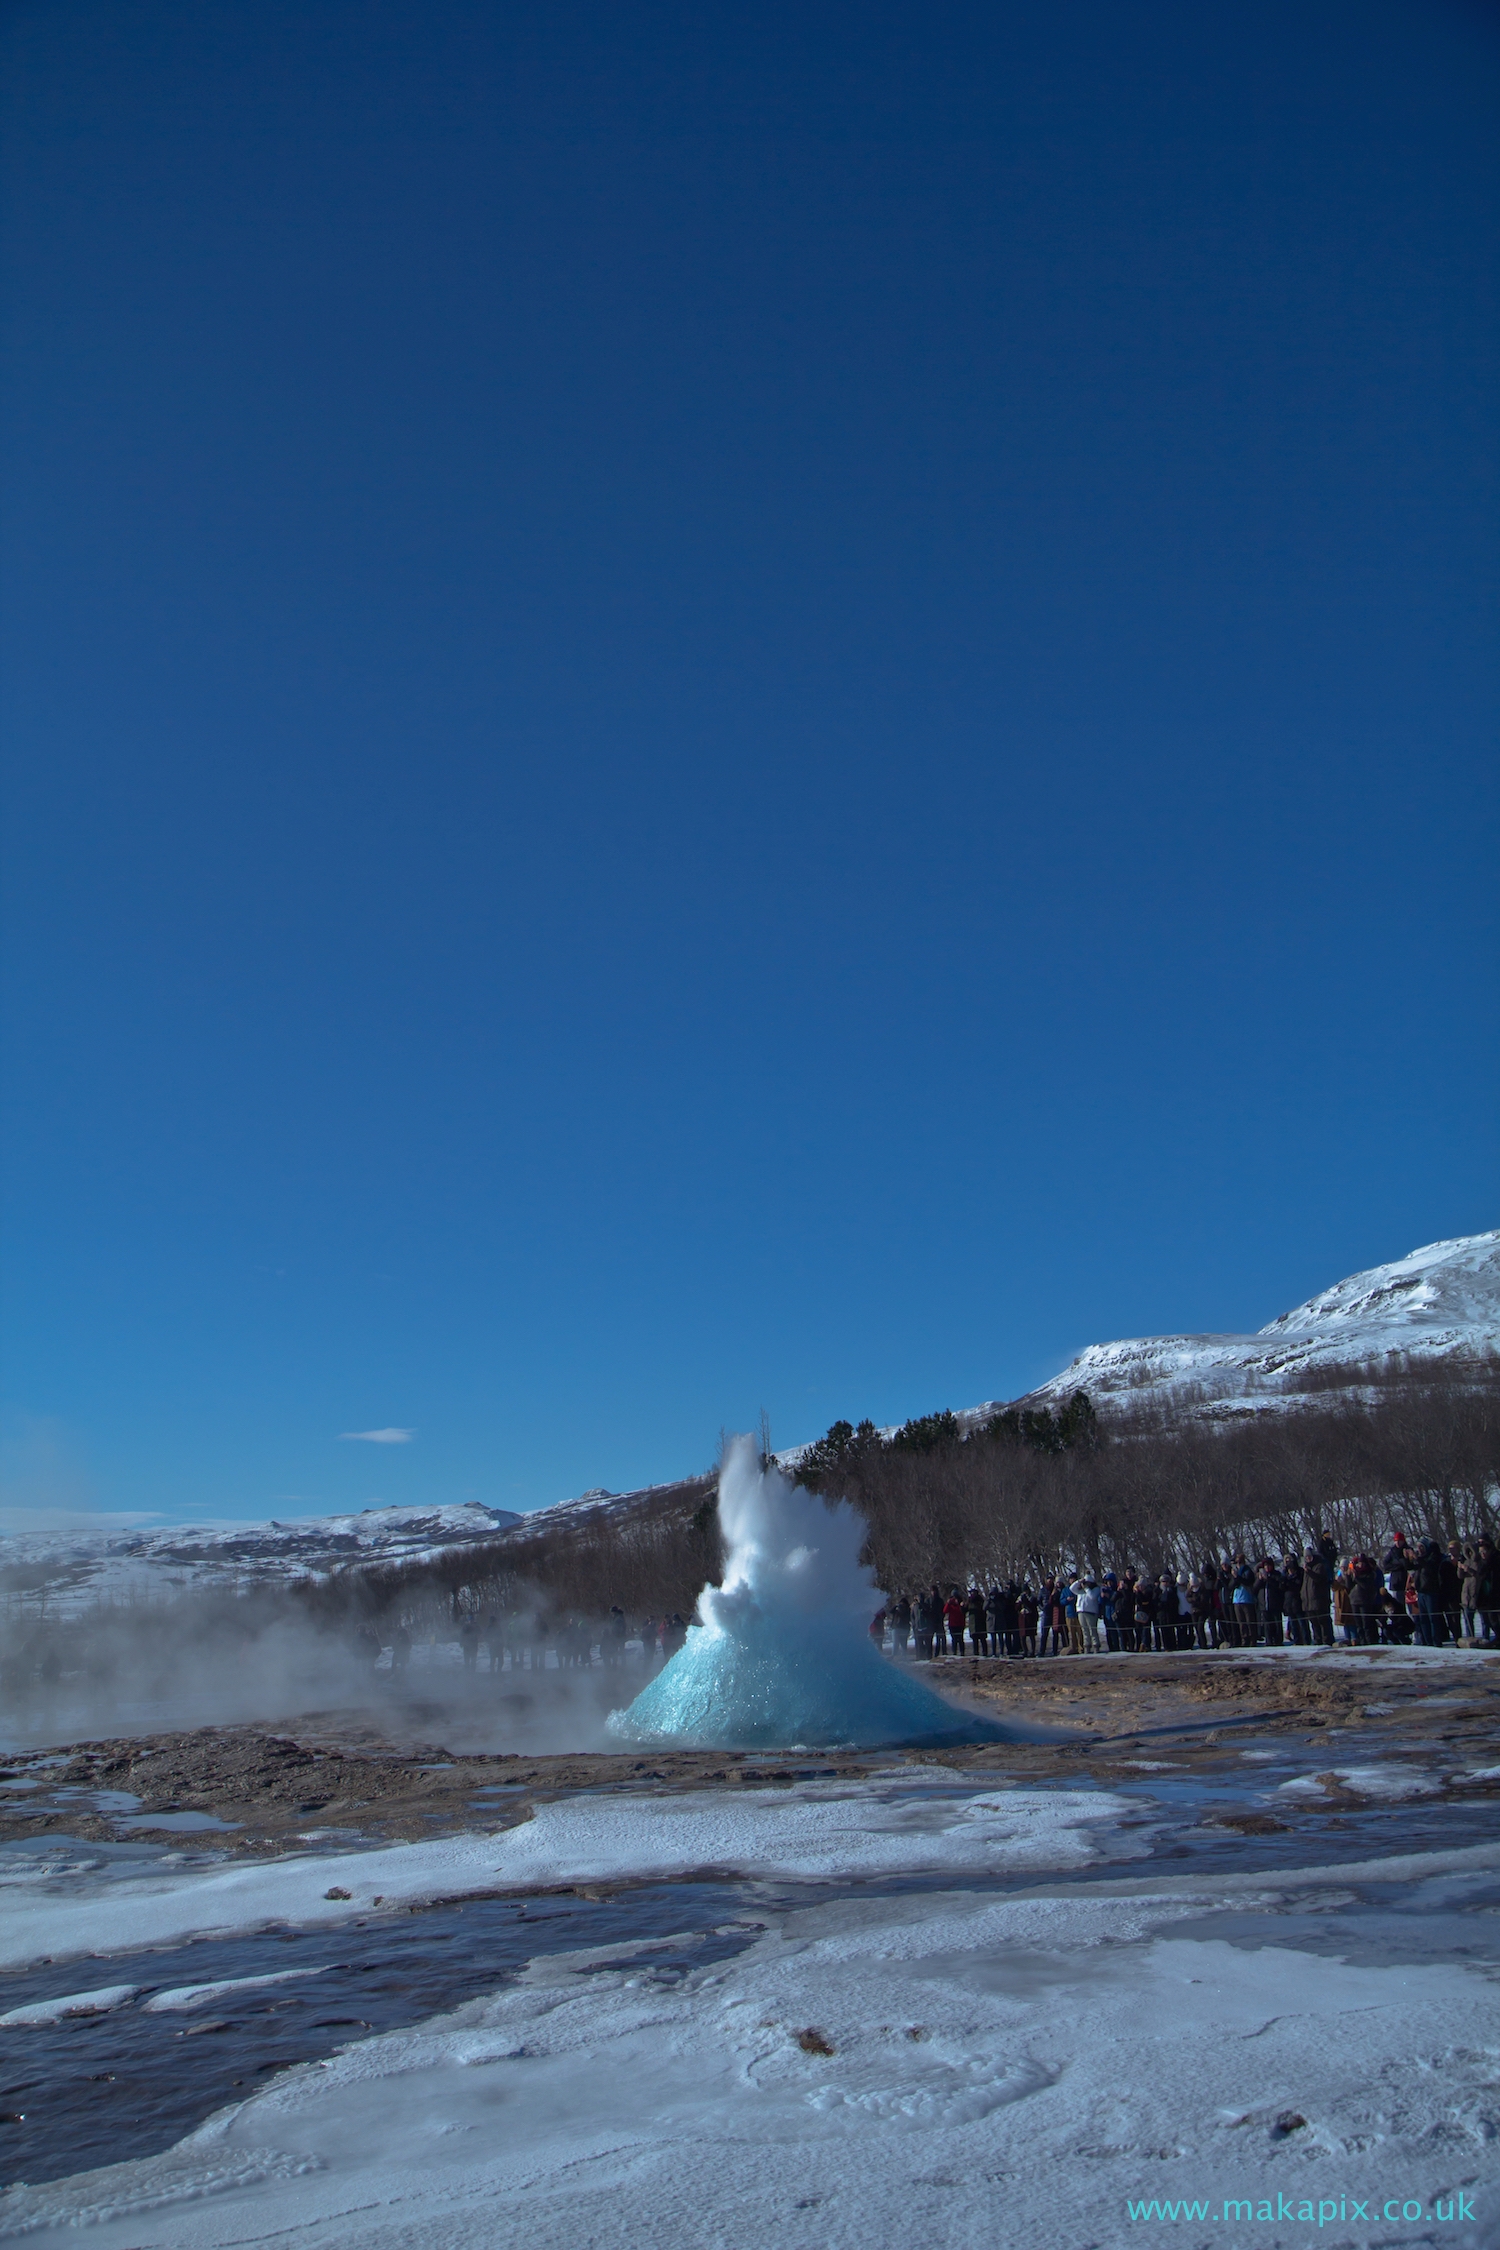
943 1588 965 1657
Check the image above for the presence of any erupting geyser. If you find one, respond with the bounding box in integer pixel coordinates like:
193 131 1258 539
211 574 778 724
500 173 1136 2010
608 1436 999 1749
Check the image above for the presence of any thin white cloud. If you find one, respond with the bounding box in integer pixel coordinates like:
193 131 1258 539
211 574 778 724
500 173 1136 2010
339 1427 416 1445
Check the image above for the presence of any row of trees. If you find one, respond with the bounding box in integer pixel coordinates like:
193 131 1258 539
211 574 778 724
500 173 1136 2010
795 1391 1100 1486
803 1364 1499 1593
321 1359 1499 1630
294 1475 726 1637
8 1364 1495 1674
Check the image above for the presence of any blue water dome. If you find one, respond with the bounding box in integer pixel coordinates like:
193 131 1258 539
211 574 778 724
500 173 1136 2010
608 1438 1000 1750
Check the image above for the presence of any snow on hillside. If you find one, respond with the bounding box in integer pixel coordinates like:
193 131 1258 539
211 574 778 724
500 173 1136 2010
776 1230 1499 1461
0 1467 717 1619
0 1503 522 1618
5 1233 1493 1619
1020 1229 1499 1420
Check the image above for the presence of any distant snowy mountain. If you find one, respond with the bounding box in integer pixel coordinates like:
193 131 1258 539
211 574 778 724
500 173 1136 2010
774 1230 1500 1463
1018 1230 1499 1420
0 1501 522 1618
6 1234 1494 1620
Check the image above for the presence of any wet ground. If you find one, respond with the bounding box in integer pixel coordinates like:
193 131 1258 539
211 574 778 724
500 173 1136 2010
0 1734 880 1859
3 1646 1495 1856
0 1882 762 2186
2 1647 1497 2194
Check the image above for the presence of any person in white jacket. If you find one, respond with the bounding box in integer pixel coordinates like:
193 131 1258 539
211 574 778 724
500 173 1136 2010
1075 1575 1104 1653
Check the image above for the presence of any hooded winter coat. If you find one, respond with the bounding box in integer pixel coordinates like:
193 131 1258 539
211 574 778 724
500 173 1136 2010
1414 1544 1445 1598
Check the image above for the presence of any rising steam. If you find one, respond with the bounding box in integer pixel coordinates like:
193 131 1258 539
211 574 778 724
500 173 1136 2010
608 1435 996 1749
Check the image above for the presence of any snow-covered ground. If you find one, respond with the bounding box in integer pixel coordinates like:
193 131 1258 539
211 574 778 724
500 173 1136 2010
0 1776 1140 1972
1 1764 1496 2247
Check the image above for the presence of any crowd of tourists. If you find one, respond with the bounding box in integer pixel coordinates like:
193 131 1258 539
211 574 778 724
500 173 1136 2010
878 1532 1499 1659
368 1532 1496 1679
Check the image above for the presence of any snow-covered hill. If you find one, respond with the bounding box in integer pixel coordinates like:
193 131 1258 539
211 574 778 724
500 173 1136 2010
5 1234 1493 1620
0 1502 522 1618
1019 1229 1499 1420
773 1230 1500 1461
0 1475 721 1618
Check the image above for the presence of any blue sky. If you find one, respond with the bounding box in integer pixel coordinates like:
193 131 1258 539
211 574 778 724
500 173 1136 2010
2 0 1496 1526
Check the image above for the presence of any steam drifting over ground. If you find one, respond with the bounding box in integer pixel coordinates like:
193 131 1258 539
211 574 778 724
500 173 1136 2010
1 1444 991 1759
0 1594 643 1760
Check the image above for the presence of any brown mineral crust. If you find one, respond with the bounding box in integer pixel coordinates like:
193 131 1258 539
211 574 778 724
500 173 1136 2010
7 1654 1497 1853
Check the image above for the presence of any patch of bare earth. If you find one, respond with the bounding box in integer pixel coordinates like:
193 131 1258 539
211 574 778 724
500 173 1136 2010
8 1654 1497 1852
0 1729 874 1853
